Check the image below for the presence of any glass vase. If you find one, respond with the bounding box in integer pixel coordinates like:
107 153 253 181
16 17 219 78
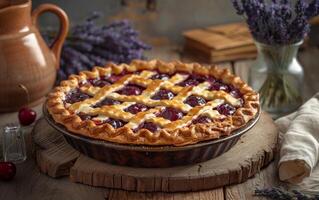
248 41 304 119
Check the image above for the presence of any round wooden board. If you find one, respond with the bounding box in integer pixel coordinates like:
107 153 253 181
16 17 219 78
33 111 278 192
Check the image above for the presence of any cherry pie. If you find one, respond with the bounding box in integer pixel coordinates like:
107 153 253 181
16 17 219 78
47 60 259 146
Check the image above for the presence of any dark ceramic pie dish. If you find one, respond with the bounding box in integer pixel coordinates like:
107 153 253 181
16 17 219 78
43 102 260 168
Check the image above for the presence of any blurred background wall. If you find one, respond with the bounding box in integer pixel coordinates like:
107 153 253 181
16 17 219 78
33 0 242 45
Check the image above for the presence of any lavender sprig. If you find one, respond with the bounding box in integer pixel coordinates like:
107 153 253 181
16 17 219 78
43 12 151 83
306 0 319 18
231 0 319 45
231 0 244 14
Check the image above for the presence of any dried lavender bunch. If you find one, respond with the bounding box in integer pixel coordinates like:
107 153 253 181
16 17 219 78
43 12 151 83
231 1 318 116
231 0 319 45
254 187 319 200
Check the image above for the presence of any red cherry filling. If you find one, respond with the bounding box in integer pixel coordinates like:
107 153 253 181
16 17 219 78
65 89 91 104
108 74 123 83
229 86 242 98
192 74 209 82
78 113 95 121
106 118 126 128
229 88 244 105
116 84 145 96
151 73 170 80
206 76 216 83
135 122 159 132
93 119 107 125
214 103 236 116
87 76 111 87
178 74 207 87
184 95 206 107
158 107 184 121
108 70 130 83
179 78 199 87
151 89 175 100
210 81 230 92
125 103 149 114
192 115 212 124
93 98 121 108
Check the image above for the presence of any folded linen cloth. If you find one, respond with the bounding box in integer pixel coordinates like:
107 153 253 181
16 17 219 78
276 93 319 193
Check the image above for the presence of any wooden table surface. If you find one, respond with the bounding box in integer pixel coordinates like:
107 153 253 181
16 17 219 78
1 45 319 200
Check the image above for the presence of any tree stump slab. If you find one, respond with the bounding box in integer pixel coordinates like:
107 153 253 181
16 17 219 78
33 111 278 192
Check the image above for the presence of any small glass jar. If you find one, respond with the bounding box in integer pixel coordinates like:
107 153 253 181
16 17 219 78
2 123 27 163
249 41 304 119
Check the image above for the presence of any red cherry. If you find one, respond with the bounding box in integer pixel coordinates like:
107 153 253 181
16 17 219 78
210 81 230 92
192 115 212 124
135 122 159 132
116 84 144 96
151 89 175 100
178 78 199 87
106 118 126 129
158 107 184 121
108 71 129 83
184 95 206 107
88 78 111 87
178 75 208 87
65 89 91 104
18 107 37 126
78 112 95 121
124 103 149 114
151 73 170 80
214 104 236 116
93 98 121 108
0 162 16 181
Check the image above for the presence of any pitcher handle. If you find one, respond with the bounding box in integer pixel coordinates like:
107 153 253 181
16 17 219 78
32 4 69 69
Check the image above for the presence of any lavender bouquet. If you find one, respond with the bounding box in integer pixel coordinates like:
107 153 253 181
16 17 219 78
231 0 319 116
231 0 319 45
44 12 151 84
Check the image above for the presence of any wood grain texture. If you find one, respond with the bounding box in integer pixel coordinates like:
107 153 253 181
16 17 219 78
33 111 277 192
183 23 253 50
33 121 80 177
183 23 257 63
225 162 279 200
104 188 225 200
184 45 256 63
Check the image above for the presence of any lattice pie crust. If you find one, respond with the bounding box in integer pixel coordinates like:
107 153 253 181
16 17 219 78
47 60 259 146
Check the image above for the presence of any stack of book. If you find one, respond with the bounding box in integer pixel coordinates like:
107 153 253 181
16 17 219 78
183 22 257 63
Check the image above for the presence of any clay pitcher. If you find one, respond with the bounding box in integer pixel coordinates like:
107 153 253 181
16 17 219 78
0 0 69 112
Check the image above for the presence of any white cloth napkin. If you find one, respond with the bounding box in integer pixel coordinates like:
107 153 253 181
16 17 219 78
276 93 319 194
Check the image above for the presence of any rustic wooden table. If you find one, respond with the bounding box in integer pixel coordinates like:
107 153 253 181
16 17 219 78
0 45 319 200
